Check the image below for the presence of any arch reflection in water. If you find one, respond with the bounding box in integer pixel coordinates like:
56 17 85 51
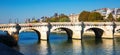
81 39 114 55
18 31 40 55
18 31 39 44
39 39 82 55
18 32 119 55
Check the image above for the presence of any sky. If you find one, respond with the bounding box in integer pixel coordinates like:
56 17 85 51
0 0 120 23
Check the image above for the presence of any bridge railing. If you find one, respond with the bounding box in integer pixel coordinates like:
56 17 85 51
0 22 119 29
51 22 81 26
83 22 114 26
19 23 48 27
0 24 16 29
20 22 82 27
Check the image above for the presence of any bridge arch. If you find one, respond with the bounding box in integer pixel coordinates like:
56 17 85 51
115 27 120 33
115 29 120 33
114 28 120 36
19 28 41 41
84 27 104 39
51 27 73 39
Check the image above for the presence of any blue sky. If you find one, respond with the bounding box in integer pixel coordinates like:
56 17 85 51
0 0 120 23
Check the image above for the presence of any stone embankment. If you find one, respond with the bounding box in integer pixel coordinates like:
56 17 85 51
0 34 23 55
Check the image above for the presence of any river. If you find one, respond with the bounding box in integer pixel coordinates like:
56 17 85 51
1 31 120 55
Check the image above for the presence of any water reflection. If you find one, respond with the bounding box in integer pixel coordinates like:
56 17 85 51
17 32 120 55
113 37 120 55
82 38 114 55
38 41 53 55
19 39 115 55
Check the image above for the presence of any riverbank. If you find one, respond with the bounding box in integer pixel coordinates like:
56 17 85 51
0 34 23 55
0 34 18 47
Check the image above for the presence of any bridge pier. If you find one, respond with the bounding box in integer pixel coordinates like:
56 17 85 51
72 31 81 40
40 32 48 40
102 30 113 39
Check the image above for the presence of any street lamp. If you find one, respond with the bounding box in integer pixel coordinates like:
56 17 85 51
15 18 19 24
9 18 12 24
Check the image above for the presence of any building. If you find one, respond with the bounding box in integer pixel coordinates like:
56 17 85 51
68 8 120 22
93 8 120 19
69 14 79 22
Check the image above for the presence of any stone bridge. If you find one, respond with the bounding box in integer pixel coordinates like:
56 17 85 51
0 22 119 41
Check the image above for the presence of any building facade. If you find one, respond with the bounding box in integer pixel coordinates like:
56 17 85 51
93 8 120 19
69 14 79 22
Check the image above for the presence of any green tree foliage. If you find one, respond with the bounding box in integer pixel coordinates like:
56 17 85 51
107 13 115 21
58 14 70 22
50 17 58 22
116 17 120 22
44 13 70 22
78 11 104 22
88 12 103 22
78 11 90 21
31 20 38 23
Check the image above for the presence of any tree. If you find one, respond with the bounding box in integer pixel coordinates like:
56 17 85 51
50 17 58 22
46 13 70 22
78 11 90 21
88 12 103 21
58 14 70 22
40 13 70 22
107 13 115 21
59 17 70 22
116 17 120 22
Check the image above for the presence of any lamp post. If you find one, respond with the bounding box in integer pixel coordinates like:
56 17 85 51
112 21 116 39
9 18 12 24
15 18 19 24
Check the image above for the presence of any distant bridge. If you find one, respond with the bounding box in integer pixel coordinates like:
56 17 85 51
0 22 119 41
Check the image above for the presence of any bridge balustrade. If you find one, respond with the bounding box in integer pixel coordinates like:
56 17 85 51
51 23 81 27
0 22 120 40
0 26 14 29
84 23 113 26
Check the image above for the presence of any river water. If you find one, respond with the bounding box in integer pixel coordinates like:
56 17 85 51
18 32 120 55
1 31 120 55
